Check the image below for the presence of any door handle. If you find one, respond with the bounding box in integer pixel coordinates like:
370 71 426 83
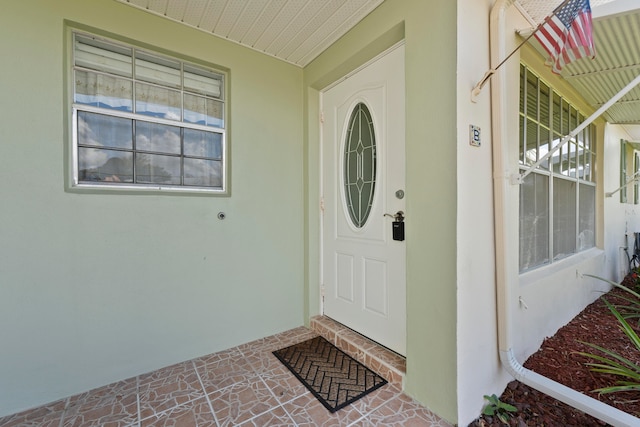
384 211 405 241
384 211 404 222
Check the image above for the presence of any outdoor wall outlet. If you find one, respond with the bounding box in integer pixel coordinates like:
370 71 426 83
469 125 481 147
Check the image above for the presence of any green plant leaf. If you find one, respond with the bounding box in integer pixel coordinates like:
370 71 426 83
482 406 495 416
602 299 640 351
575 278 640 395
583 274 640 300
497 401 517 412
497 412 509 424
578 341 640 372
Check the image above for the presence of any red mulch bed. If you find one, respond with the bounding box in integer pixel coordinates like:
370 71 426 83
469 275 640 426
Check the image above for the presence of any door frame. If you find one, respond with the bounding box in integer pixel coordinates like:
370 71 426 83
318 40 406 347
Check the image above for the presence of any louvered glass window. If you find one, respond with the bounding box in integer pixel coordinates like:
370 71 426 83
344 103 377 228
72 32 226 193
519 64 596 272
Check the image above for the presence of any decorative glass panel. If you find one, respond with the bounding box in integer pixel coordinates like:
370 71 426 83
344 103 376 228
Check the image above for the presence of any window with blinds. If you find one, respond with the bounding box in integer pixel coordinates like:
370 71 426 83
71 32 227 193
519 64 596 272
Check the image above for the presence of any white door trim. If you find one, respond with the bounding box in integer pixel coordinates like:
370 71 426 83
319 41 406 354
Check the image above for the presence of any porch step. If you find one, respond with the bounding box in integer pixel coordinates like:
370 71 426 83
309 315 406 389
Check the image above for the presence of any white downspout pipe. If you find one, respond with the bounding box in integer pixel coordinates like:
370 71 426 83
489 1 638 426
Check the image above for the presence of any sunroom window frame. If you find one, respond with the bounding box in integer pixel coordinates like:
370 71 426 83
69 29 229 195
518 64 597 273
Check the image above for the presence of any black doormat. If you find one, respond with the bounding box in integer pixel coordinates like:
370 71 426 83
272 335 387 413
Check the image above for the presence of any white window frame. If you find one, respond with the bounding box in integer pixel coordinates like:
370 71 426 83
69 30 228 194
519 64 597 272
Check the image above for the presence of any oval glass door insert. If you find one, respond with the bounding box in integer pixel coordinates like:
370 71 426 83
344 102 376 228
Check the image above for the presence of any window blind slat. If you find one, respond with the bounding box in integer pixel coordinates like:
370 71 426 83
75 41 132 77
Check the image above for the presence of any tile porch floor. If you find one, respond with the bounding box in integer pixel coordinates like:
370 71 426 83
0 320 452 427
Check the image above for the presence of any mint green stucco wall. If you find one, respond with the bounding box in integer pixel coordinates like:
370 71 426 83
0 0 304 416
303 0 458 423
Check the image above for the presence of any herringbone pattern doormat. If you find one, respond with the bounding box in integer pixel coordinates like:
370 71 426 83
272 335 388 412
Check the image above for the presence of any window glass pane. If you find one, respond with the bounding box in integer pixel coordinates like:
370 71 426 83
539 81 550 126
539 126 551 170
583 149 592 181
184 129 222 159
576 129 586 179
520 173 549 271
553 177 577 260
135 121 181 154
519 65 525 114
77 111 132 149
135 51 181 88
579 183 596 250
75 71 133 112
135 153 181 185
551 137 562 173
184 158 222 187
78 148 133 183
569 106 578 133
562 102 570 135
552 93 561 135
184 64 222 98
591 131 596 183
525 120 538 166
184 94 224 128
526 72 538 120
519 115 526 165
563 140 576 177
621 140 628 203
135 83 181 121
75 35 132 77
635 154 640 204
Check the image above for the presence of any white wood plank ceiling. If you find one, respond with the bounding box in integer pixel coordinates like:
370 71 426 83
113 0 384 67
115 0 640 136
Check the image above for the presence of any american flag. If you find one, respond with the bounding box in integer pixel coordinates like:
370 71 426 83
534 0 596 74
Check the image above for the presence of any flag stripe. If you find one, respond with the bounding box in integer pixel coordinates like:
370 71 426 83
533 0 595 73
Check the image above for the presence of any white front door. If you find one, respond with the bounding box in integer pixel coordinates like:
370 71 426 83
321 44 406 356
